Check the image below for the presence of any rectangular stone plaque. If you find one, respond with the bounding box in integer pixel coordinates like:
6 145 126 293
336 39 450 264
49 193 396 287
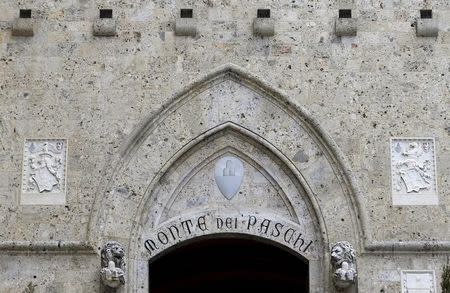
401 270 436 293
21 139 67 205
390 138 438 205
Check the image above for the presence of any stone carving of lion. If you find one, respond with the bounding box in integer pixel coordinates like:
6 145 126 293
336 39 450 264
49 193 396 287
100 241 126 288
331 241 357 289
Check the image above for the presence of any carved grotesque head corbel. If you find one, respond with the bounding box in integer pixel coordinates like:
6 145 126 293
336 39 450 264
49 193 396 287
100 241 126 288
331 241 357 289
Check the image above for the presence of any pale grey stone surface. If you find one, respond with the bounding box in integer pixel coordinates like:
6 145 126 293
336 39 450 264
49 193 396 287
0 0 449 292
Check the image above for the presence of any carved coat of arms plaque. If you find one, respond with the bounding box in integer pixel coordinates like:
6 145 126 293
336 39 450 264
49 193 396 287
214 156 244 200
401 270 436 293
21 139 67 205
390 138 438 205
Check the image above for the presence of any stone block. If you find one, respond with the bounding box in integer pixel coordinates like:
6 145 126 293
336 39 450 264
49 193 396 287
93 18 116 37
335 18 357 37
253 18 275 37
174 18 197 37
416 19 438 37
12 18 34 37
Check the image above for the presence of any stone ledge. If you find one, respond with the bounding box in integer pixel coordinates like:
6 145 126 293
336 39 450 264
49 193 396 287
364 241 450 254
0 241 97 254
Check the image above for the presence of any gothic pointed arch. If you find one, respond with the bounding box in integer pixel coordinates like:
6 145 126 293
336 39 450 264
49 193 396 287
88 64 367 292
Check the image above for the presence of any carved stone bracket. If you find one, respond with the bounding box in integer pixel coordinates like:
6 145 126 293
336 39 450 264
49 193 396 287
100 241 126 288
331 241 357 290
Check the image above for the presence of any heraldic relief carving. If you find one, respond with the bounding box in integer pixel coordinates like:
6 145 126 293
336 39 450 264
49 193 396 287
100 241 126 288
401 270 436 293
390 138 438 205
214 156 244 200
331 241 357 289
22 139 67 195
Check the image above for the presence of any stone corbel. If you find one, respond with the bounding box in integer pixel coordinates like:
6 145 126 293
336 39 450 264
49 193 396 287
331 241 357 290
100 241 126 289
175 9 197 37
253 18 275 37
416 19 438 37
253 9 275 37
12 10 34 37
93 10 117 37
335 8 357 37
335 18 357 37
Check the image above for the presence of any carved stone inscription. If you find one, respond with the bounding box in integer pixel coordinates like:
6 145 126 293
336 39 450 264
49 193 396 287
21 139 67 205
144 213 315 257
401 270 436 293
390 138 438 205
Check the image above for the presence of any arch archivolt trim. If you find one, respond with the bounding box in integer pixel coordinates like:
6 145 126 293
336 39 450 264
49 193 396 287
126 122 331 291
88 63 369 292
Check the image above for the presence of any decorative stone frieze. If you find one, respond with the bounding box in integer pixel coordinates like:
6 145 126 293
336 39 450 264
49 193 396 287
331 241 357 289
100 241 126 288
401 270 436 293
21 139 67 205
390 138 438 205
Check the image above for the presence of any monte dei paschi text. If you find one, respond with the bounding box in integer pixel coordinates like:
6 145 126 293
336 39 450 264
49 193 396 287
144 214 314 256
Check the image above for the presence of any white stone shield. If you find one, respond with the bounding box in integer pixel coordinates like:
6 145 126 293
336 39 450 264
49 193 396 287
214 156 244 200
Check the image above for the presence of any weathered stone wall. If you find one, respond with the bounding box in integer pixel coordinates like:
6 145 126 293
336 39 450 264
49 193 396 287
0 0 449 292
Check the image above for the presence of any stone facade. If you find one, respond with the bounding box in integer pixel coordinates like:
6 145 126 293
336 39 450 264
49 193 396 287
0 0 449 292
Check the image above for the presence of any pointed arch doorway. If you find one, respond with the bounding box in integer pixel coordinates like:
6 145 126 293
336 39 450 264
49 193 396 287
90 65 364 292
148 235 309 293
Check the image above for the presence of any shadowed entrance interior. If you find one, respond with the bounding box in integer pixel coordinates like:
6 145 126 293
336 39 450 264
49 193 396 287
149 236 309 293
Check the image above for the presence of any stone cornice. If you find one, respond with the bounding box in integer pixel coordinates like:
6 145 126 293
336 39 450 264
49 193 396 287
0 241 97 254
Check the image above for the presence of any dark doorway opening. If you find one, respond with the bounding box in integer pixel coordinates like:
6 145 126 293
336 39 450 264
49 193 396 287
149 236 309 293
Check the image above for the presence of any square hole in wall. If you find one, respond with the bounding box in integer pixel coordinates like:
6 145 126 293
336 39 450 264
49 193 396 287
100 9 113 19
257 9 271 18
420 9 432 19
20 9 32 19
180 9 193 18
339 9 352 18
